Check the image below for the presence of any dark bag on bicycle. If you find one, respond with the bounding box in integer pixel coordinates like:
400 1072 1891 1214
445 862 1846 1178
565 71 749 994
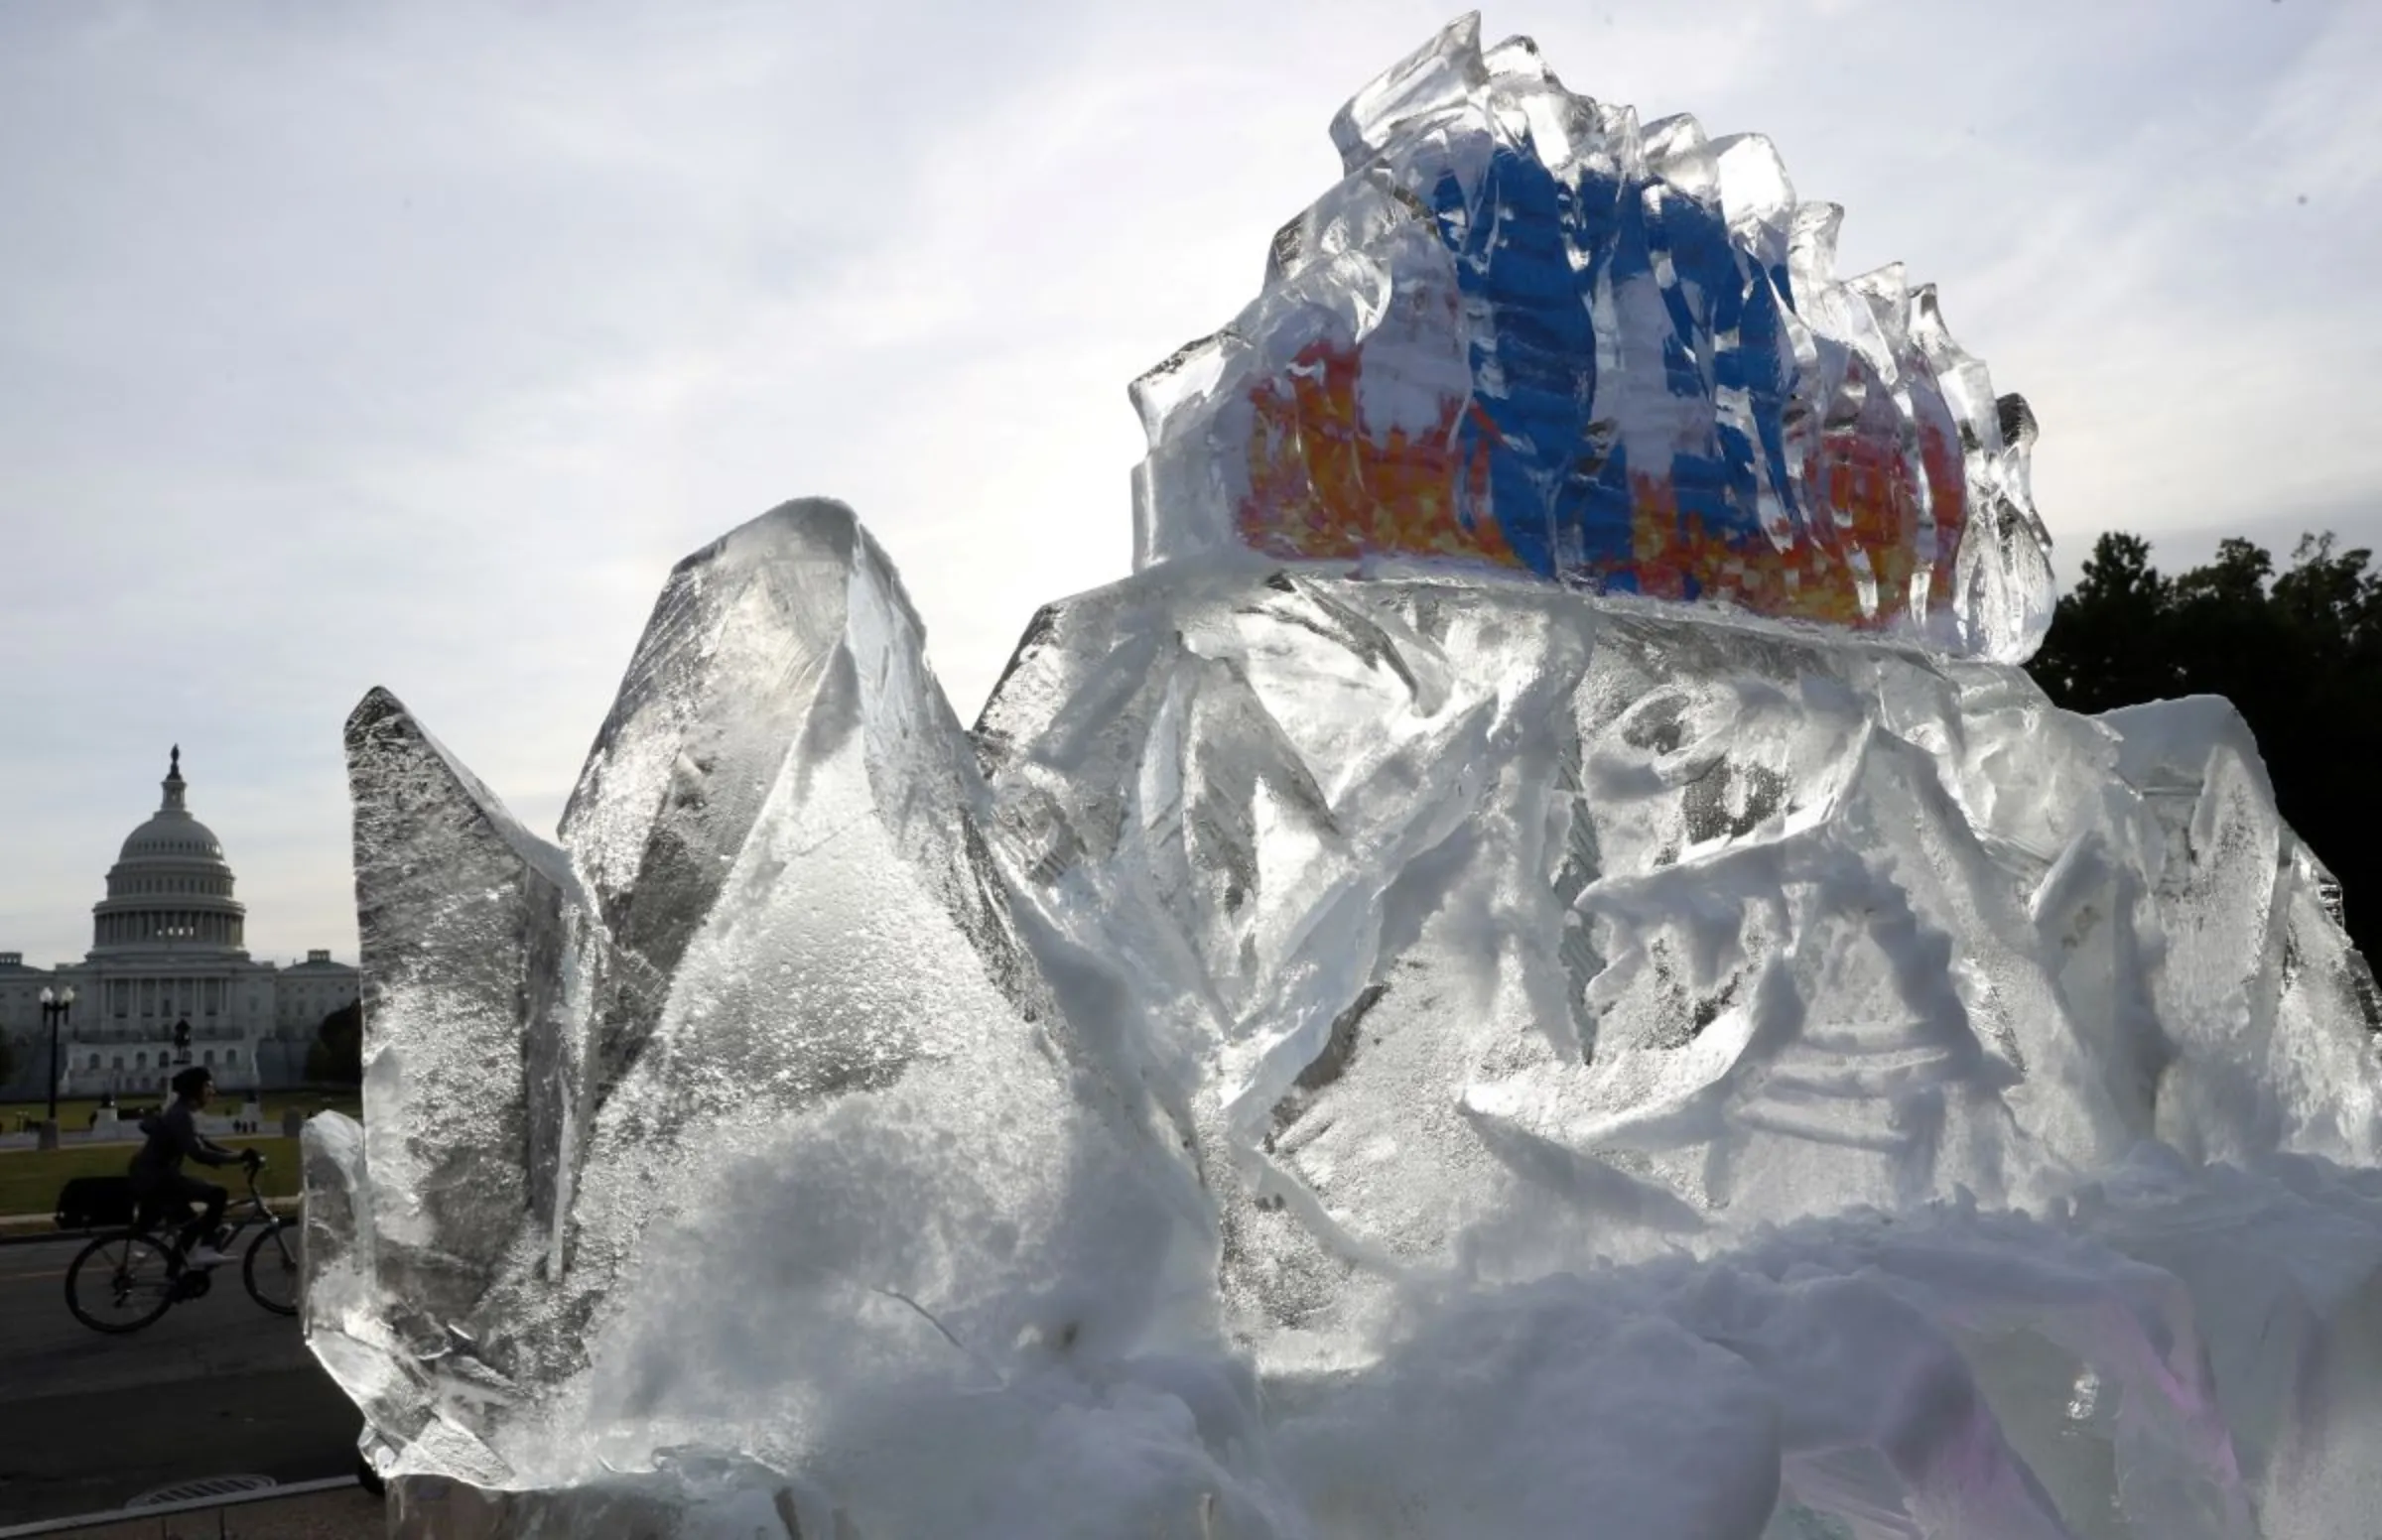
55 1176 138 1231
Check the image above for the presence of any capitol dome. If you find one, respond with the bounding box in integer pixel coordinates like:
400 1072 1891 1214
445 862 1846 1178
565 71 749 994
90 747 247 954
117 811 228 864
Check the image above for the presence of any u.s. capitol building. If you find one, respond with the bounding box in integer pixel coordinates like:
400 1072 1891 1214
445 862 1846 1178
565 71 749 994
0 749 358 1098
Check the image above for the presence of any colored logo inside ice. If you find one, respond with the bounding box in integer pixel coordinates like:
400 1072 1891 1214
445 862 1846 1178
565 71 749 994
1237 138 1967 633
1137 14 2052 660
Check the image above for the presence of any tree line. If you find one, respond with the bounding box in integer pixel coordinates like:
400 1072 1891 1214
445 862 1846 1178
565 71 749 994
309 998 362 1085
2027 531 2381 966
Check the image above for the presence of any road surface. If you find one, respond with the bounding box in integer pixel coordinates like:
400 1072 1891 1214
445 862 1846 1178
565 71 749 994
0 1232 363 1526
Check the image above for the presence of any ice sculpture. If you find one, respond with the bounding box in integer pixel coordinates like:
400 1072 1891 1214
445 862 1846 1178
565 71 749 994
310 503 1227 1530
306 18 2382 1540
1132 14 2055 663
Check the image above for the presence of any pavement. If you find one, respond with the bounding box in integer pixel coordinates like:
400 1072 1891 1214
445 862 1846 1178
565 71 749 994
25 1485 384 1539
0 1233 371 1530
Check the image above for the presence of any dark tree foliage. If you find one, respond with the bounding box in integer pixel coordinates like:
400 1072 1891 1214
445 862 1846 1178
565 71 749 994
2028 532 2382 963
307 999 364 1086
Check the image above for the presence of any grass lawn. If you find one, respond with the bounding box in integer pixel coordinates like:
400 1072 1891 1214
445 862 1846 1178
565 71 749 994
0 1136 307 1219
1 1092 360 1133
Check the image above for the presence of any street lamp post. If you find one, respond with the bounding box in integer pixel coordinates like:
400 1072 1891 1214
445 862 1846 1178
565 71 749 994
37 986 73 1149
172 1017 193 1106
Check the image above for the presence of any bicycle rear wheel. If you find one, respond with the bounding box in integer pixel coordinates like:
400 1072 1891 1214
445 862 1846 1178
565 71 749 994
243 1222 300 1317
66 1232 178 1334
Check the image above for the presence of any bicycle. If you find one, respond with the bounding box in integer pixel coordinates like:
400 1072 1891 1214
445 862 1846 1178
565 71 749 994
64 1164 300 1334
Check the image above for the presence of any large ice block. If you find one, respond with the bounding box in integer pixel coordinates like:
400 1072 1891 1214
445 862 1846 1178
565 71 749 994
304 19 2382 1540
980 563 2357 1306
1130 14 2055 663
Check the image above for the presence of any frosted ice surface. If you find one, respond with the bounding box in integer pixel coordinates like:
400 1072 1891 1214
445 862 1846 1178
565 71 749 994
973 547 2382 1538
303 690 588 1483
1131 13 2056 663
979 564 2380 1353
307 21 2382 1540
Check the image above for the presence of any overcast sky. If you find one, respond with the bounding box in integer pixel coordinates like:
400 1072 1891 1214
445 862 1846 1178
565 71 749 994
2 0 2375 969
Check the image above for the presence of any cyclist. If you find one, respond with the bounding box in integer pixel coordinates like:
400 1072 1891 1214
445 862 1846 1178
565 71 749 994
128 1067 261 1268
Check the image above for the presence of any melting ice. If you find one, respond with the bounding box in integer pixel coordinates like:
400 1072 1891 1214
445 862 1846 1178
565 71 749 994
305 16 2382 1539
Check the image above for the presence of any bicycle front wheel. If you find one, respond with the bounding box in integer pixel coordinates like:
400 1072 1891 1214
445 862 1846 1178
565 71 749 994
243 1222 300 1317
66 1232 178 1334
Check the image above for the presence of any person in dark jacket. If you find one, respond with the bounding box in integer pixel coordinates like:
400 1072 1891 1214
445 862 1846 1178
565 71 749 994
128 1068 259 1265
